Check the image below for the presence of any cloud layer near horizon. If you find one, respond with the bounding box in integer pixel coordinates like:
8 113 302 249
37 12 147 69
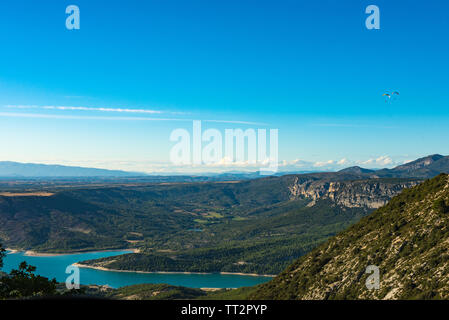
2 156 407 175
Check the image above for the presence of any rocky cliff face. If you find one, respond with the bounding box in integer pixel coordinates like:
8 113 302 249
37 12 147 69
288 177 420 209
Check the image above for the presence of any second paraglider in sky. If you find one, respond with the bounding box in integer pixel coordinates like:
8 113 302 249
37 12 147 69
382 91 399 102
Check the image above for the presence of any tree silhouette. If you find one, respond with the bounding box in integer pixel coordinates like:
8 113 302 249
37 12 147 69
0 244 57 299
0 244 5 269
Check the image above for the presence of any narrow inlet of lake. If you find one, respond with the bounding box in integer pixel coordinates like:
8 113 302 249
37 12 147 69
2 250 272 289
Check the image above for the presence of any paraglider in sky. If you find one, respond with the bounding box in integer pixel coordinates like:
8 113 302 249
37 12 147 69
392 91 400 100
382 91 399 102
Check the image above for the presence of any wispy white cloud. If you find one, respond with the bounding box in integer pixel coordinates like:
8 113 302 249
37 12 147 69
43 105 164 114
0 111 264 126
337 158 349 165
7 105 164 114
313 160 335 167
4 105 267 125
359 155 393 166
0 112 187 122
204 119 267 126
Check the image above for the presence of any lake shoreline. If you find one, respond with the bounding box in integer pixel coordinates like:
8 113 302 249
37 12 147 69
6 248 275 278
6 248 139 257
73 263 276 278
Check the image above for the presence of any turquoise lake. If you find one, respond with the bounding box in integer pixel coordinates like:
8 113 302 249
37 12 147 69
2 250 272 289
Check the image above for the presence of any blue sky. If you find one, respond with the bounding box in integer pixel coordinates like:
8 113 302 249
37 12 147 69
0 0 448 173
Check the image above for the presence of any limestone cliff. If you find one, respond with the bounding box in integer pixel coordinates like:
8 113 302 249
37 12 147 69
288 177 420 209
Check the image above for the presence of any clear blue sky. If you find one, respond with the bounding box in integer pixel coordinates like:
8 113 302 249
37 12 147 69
0 0 448 173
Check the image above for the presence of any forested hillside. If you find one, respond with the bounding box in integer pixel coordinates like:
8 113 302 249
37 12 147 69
1 154 448 274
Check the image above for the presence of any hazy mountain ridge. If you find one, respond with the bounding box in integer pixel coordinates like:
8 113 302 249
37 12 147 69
1 154 447 178
251 173 449 299
375 154 449 178
0 161 141 177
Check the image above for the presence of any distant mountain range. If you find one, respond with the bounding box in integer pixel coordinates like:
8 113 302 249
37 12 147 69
0 161 142 177
371 154 449 178
0 154 448 178
334 154 449 179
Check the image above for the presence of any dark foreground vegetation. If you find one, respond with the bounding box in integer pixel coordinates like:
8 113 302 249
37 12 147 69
0 244 87 299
